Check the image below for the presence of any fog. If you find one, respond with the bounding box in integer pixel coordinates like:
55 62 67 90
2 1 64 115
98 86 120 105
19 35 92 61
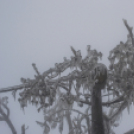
0 1 134 134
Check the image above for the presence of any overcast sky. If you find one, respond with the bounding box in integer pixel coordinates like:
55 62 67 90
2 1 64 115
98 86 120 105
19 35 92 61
0 1 134 134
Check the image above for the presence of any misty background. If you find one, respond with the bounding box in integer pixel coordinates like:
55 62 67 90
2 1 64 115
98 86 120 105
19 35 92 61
0 1 134 134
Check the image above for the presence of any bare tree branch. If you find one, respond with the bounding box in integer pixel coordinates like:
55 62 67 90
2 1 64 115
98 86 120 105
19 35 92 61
0 106 17 134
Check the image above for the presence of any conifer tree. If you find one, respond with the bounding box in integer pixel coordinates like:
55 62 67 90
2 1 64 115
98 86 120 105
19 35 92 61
0 20 134 134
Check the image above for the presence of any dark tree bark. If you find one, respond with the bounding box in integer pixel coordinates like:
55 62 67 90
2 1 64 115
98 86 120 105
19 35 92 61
91 88 104 134
86 116 91 134
91 63 107 134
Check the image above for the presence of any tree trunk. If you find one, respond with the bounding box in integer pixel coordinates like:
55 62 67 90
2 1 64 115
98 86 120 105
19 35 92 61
86 116 91 134
91 88 104 134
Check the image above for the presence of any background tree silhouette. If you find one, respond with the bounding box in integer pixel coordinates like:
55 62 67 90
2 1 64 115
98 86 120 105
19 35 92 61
0 20 134 134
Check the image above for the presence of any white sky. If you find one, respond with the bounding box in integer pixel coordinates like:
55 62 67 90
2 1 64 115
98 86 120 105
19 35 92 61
0 1 134 134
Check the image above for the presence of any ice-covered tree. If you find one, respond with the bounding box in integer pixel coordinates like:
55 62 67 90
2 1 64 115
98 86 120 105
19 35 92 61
0 20 134 134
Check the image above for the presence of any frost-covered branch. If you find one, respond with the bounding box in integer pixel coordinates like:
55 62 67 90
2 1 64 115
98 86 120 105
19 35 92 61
0 96 17 134
1 20 134 134
123 19 134 46
21 124 29 134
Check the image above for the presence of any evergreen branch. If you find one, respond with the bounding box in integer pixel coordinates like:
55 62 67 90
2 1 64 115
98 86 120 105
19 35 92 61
123 19 134 46
70 46 77 56
78 94 124 107
63 108 91 116
0 83 30 93
109 100 128 121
